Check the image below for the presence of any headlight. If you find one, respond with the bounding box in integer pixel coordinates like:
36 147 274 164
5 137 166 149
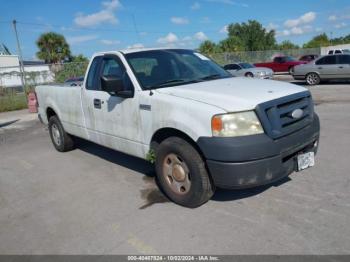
257 71 266 75
211 111 264 137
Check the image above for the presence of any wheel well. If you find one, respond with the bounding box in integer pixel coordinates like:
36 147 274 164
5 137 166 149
245 72 253 76
151 128 205 158
46 107 57 121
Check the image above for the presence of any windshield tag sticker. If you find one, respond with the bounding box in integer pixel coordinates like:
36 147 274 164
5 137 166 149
194 53 210 60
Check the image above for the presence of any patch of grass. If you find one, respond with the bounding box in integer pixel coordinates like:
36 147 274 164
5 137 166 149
0 93 27 113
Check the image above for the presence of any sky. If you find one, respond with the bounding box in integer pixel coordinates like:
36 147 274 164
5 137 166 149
1 0 350 60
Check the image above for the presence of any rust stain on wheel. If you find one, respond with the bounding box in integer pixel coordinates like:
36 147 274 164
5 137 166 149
162 153 191 195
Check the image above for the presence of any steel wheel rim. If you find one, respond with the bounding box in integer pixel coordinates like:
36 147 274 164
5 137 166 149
307 74 318 85
51 124 61 146
163 153 191 195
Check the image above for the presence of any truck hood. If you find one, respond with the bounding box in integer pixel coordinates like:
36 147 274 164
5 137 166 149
156 77 308 112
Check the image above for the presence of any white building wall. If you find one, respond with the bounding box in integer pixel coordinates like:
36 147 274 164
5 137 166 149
0 55 20 67
1 54 55 88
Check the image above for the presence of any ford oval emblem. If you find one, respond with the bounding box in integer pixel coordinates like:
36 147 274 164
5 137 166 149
291 109 304 119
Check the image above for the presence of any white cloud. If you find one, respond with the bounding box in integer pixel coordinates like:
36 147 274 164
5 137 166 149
191 2 201 10
200 17 211 24
171 17 189 25
156 32 207 47
100 39 121 45
182 36 192 41
284 12 316 28
194 31 208 41
74 0 121 27
328 15 337 21
157 33 179 44
67 35 98 45
206 0 248 7
265 22 279 31
335 22 347 29
102 0 121 9
127 43 144 49
277 25 313 37
219 25 228 34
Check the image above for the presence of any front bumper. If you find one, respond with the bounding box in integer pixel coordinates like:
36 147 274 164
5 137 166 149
197 114 320 189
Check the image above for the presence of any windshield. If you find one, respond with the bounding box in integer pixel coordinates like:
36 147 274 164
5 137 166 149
343 49 350 54
125 49 232 90
238 63 255 69
285 56 296 62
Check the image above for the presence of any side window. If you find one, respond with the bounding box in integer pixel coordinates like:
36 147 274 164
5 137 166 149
101 56 134 92
335 50 342 54
328 50 334 55
224 64 238 70
316 56 336 65
338 55 350 64
316 57 326 65
102 58 123 78
86 56 101 90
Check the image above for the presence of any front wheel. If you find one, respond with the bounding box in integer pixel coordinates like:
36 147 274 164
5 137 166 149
245 72 254 78
306 72 321 85
155 137 215 208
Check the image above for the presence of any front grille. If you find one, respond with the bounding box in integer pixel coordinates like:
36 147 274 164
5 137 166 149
256 91 314 139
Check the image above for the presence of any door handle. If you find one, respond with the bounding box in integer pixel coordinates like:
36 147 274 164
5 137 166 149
338 66 344 69
318 67 323 69
93 98 102 109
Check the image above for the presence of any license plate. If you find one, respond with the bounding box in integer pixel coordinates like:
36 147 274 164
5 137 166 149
297 152 315 171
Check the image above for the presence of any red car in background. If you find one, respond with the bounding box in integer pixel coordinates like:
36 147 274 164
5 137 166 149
299 54 319 62
254 56 307 74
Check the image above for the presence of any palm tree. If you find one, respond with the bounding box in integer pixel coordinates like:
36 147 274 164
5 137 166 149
36 32 71 64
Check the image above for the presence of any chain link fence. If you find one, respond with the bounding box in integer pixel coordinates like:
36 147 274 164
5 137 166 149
207 48 321 65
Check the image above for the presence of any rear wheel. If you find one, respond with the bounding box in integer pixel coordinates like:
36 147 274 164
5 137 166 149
48 116 75 152
155 137 214 208
306 72 321 85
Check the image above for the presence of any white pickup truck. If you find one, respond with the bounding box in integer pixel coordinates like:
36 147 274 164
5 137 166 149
36 48 320 207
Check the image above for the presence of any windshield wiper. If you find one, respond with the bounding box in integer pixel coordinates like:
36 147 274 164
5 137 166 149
199 74 222 81
148 79 201 89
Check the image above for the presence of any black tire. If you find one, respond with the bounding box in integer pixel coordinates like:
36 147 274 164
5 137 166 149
306 72 321 85
245 72 254 78
48 115 75 152
288 66 294 75
155 137 214 208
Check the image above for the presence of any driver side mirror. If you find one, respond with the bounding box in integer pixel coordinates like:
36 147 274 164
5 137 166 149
101 75 133 98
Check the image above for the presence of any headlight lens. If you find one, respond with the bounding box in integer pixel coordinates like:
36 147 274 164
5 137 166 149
211 111 264 137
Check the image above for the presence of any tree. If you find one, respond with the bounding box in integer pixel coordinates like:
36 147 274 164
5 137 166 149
277 40 299 50
218 37 241 52
227 20 276 51
36 32 71 63
198 40 218 54
70 54 89 63
331 34 350 45
303 33 330 48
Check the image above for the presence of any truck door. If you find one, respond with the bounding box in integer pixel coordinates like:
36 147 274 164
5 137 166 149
81 54 142 155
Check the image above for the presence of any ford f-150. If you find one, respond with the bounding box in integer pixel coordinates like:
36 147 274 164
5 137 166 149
36 48 320 207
